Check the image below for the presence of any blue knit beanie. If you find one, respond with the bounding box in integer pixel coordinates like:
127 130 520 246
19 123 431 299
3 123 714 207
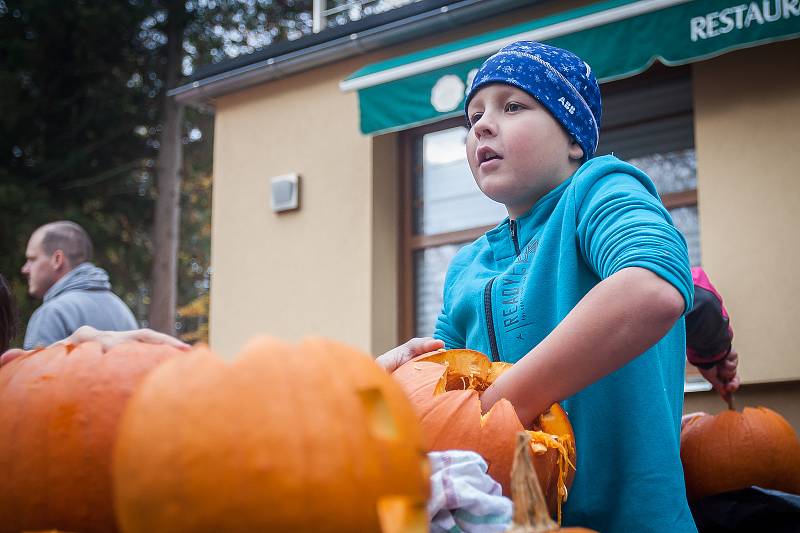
465 41 602 160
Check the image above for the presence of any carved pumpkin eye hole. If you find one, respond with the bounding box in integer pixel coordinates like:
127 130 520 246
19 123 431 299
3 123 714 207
376 495 428 533
357 387 397 440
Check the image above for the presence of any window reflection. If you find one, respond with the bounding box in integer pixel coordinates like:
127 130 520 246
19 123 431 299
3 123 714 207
414 244 462 337
629 149 697 195
630 148 701 265
669 206 701 267
414 127 507 236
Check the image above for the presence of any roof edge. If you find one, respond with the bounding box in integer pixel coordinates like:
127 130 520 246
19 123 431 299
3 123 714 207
169 0 544 105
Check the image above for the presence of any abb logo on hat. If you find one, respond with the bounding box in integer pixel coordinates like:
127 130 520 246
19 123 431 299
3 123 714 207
558 96 576 115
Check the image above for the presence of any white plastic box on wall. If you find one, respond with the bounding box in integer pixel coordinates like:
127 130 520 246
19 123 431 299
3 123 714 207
270 173 300 213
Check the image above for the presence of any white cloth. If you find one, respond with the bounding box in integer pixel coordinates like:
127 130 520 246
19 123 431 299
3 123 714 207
427 450 513 533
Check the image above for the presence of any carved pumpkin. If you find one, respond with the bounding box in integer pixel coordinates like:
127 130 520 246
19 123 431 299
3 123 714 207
0 342 183 533
393 349 575 520
680 406 800 501
113 337 430 533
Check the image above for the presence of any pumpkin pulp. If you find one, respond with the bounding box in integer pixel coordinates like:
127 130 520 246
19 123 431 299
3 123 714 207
419 350 575 522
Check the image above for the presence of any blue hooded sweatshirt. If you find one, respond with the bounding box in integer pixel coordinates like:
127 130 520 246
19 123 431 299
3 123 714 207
23 262 138 349
434 155 697 532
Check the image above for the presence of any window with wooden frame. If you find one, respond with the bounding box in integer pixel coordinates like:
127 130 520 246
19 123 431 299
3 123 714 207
398 116 506 340
399 65 701 384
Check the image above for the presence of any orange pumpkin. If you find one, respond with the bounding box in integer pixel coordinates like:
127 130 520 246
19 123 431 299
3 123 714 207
0 342 183 533
680 406 800 501
113 337 430 533
393 349 575 520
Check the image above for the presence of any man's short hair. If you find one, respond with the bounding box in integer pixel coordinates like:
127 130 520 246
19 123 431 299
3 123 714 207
38 221 94 266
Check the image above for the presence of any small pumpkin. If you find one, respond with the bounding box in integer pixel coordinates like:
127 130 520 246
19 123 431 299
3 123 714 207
0 342 183 533
680 406 800 501
393 349 575 520
112 337 430 533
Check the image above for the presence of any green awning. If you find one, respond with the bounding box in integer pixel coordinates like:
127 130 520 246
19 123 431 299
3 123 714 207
342 0 800 135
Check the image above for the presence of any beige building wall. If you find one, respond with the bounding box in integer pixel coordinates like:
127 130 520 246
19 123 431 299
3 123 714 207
209 58 392 358
685 39 800 430
370 132 401 355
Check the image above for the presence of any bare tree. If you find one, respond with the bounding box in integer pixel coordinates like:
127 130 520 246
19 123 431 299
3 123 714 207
149 1 186 335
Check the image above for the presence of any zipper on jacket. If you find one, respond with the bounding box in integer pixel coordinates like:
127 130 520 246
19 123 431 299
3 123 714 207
509 219 521 256
483 277 500 362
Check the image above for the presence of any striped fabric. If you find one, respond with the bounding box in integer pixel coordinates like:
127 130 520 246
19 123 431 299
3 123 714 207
427 450 512 533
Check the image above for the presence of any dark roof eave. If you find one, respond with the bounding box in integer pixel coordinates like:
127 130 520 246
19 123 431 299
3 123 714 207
169 0 544 105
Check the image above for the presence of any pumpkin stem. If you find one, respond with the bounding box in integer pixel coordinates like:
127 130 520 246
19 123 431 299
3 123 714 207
508 431 559 532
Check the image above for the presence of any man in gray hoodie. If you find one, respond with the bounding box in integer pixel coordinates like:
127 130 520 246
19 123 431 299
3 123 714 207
21 221 138 349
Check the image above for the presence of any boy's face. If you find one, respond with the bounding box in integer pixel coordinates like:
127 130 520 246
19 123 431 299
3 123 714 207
466 84 584 218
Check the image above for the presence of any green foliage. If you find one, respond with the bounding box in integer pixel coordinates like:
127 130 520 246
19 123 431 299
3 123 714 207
1 1 157 343
177 107 214 342
0 0 313 345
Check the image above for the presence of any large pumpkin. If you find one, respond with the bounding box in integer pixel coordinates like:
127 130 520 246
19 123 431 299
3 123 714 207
0 341 183 533
113 337 430 533
393 349 575 520
680 406 800 501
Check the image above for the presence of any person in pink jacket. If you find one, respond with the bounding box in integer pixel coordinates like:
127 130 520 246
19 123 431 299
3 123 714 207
685 267 740 403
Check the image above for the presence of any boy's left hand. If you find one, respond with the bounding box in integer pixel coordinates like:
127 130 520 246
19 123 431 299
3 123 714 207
376 337 444 373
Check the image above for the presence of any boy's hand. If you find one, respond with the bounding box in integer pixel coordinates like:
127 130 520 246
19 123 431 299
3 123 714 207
698 347 740 404
376 337 444 373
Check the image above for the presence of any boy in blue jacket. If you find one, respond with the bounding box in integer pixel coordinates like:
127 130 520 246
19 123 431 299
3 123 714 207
431 41 696 532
